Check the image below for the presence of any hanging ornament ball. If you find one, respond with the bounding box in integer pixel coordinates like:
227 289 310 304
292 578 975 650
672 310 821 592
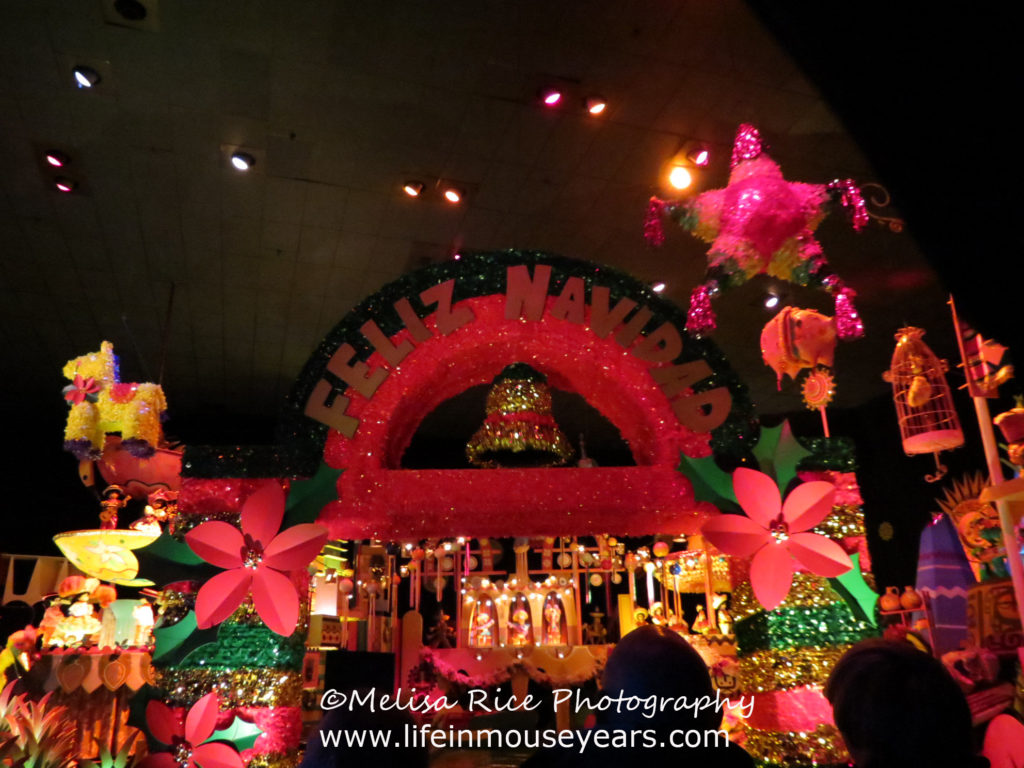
670 563 683 576
469 576 484 589
579 551 594 567
802 369 836 410
411 548 425 561
606 537 618 547
589 574 604 587
878 521 894 541
600 558 612 570
652 541 670 558
467 556 478 570
558 553 573 568
338 578 354 595
365 582 380 596
611 573 623 585
434 577 447 591
440 557 454 571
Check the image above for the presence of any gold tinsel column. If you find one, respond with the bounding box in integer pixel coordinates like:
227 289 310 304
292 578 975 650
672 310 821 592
466 363 572 468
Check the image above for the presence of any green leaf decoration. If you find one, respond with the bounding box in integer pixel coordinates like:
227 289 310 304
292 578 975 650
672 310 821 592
282 462 343 528
772 421 812 491
153 610 197 663
209 718 264 752
141 532 204 566
678 454 738 512
830 554 879 628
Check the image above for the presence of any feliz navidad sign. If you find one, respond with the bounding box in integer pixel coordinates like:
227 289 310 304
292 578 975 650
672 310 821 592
302 251 740 450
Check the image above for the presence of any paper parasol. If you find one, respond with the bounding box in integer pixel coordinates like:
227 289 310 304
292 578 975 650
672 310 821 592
53 528 159 587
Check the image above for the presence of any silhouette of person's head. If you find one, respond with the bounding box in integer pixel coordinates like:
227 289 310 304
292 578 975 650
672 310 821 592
600 624 720 732
825 639 983 768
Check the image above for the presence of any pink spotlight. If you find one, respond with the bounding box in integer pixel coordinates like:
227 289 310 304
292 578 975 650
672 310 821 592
54 177 76 193
542 90 562 107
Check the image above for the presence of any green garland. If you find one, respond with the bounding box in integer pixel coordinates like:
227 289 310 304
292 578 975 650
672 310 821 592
735 603 874 656
176 621 306 671
184 250 759 477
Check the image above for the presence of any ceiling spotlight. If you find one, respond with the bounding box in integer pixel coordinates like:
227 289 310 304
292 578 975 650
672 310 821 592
764 294 780 309
668 165 693 190
651 282 666 293
72 66 101 89
230 152 255 171
402 181 424 197
443 187 462 204
687 144 711 167
44 151 69 168
453 253 462 261
113 0 148 21
54 177 77 193
541 89 562 107
585 96 607 116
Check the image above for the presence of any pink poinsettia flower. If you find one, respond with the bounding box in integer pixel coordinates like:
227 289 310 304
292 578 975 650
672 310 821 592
63 374 101 404
701 467 852 610
185 482 327 636
142 692 242 768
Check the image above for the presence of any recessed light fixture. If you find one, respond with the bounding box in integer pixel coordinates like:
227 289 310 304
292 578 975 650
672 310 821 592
541 89 562 107
403 181 424 197
687 144 711 167
54 177 77 193
585 96 607 116
651 282 666 293
230 152 255 171
443 187 462 204
453 252 462 261
72 66 101 89
764 294 780 309
113 0 148 21
44 151 69 168
668 165 693 190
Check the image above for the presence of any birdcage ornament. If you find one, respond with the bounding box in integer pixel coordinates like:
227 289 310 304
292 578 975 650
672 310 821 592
883 327 964 482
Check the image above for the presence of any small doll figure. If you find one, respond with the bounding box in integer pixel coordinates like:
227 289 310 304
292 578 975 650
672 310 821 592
99 485 128 529
39 603 67 648
471 609 495 647
132 489 179 534
692 604 710 635
543 600 563 645
713 593 733 635
61 593 102 646
131 599 155 647
508 608 533 647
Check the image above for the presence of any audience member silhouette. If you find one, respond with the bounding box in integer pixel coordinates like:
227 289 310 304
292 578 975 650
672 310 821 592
523 625 753 766
825 639 988 768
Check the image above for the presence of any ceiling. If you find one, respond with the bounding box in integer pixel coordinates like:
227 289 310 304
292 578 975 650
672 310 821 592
0 2 1011 476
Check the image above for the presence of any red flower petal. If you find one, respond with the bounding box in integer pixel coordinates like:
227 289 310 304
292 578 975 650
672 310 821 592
788 532 853 577
240 482 286 546
193 742 244 768
195 569 253 629
140 753 181 768
252 567 299 636
750 542 795 610
145 699 183 745
782 481 836 532
186 522 245 569
262 524 328 571
185 692 220 746
701 514 770 558
733 467 782 529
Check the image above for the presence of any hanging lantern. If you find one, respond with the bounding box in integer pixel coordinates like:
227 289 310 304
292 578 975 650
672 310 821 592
466 363 573 468
884 327 964 482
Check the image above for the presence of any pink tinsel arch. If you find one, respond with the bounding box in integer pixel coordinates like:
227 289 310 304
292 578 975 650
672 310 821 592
318 293 723 540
